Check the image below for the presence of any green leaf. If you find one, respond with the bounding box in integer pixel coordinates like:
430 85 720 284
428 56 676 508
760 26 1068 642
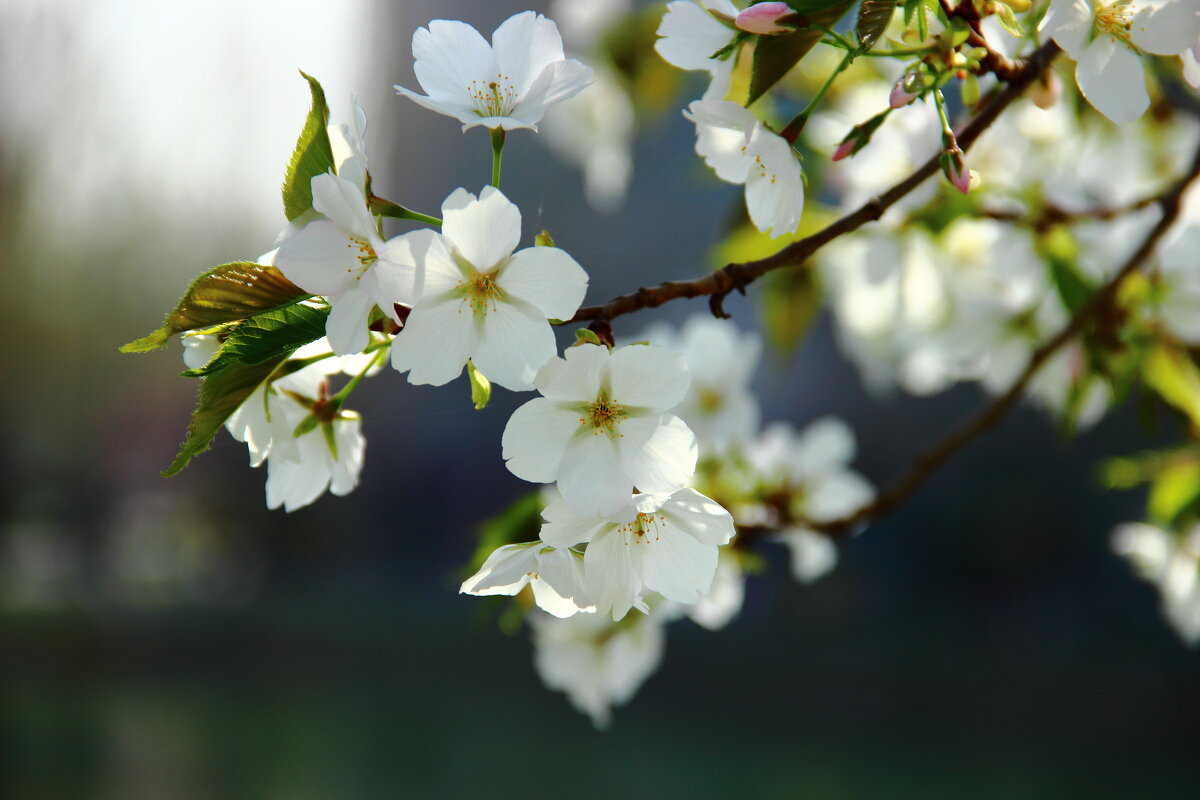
574 328 603 347
856 0 895 51
992 2 1025 39
747 1 854 105
282 71 336 221
121 262 309 353
164 357 285 476
183 304 329 377
1149 459 1200 527
535 229 556 247
467 359 492 410
1041 226 1092 315
467 493 545 575
1144 344 1200 430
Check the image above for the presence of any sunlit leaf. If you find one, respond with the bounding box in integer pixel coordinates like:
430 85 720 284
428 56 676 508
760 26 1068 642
121 262 309 353
856 0 895 51
1144 344 1200 429
282 70 336 221
747 1 855 105
1149 459 1200 527
182 304 329 377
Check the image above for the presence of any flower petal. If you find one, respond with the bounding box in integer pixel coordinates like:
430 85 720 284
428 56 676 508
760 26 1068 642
274 220 356 296
442 186 522 272
585 528 643 620
389 296 474 385
497 245 588 319
559 433 631 517
539 496 612 548
1038 0 1094 60
328 416 365 496
472 298 557 391
609 344 691 411
535 344 608 403
502 398 581 483
492 11 566 96
656 1 735 72
635 515 719 605
325 284 375 356
1075 36 1149 125
659 488 736 546
617 413 698 496
410 19 496 110
311 172 376 241
1131 2 1200 56
460 542 538 595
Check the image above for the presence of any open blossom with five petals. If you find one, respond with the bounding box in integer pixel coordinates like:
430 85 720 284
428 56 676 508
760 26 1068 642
655 0 741 101
274 172 424 357
684 100 805 238
539 488 736 620
394 10 593 132
1040 0 1200 124
390 186 588 391
502 343 699 517
460 541 593 618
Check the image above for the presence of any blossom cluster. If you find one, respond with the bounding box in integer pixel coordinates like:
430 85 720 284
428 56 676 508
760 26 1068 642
128 0 1200 725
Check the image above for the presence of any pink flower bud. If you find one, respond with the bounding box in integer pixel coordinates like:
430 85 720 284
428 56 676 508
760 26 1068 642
889 84 919 109
832 139 855 162
947 152 970 194
736 2 796 35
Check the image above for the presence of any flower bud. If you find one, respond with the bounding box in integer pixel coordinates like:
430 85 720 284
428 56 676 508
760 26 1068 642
941 146 971 194
832 139 855 161
736 2 798 35
1029 70 1060 110
889 75 921 108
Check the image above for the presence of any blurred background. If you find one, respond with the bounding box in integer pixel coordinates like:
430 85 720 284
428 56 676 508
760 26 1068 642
1 0 1198 797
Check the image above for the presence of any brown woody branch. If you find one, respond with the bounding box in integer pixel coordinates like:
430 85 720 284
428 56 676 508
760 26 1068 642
569 40 1061 326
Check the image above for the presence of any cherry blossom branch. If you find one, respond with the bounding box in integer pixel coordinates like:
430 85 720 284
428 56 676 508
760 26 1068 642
979 195 1162 228
569 40 1061 326
806 142 1200 539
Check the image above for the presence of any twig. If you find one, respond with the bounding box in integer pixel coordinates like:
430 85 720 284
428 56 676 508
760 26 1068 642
569 41 1061 326
807 142 1200 539
979 195 1162 228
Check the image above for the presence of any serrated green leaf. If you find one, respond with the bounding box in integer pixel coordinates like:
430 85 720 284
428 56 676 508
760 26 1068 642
282 71 336 221
856 0 895 51
163 357 285 476
121 262 309 353
183 304 329 377
747 1 854 105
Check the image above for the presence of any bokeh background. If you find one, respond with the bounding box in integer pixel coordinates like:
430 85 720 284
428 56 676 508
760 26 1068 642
2 1 1198 797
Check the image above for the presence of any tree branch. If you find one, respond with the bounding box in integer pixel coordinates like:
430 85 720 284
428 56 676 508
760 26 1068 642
569 40 1061 325
808 142 1200 539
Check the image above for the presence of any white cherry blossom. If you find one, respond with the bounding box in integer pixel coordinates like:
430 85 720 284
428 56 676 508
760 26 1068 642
1113 522 1200 645
460 541 593 618
390 186 588 392
393 11 593 132
686 550 746 630
633 315 761 453
274 172 425 356
1040 0 1200 125
539 488 735 621
530 608 666 727
685 99 804 238
502 343 698 517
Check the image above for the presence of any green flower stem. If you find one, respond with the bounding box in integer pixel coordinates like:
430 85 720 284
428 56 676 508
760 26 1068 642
331 347 388 409
933 88 955 144
781 48 856 143
368 195 442 226
491 127 506 188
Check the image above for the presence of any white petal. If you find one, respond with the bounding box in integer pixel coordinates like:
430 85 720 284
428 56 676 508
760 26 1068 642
472 298 557 392
492 11 566 96
1075 37 1150 125
531 577 591 618
1131 2 1200 56
659 488 736 546
389 297 474 385
585 528 643 620
805 472 873 523
534 546 594 614
502 398 581 483
685 100 756 183
635 517 719 605
497 246 589 320
656 1 735 72
539 497 611 548
559 433 632 517
1184 49 1200 88
609 344 691 411
442 186 521 272
409 20 496 109
411 233 465 301
325 285 375 356
780 528 838 583
310 173 376 242
744 134 804 238
460 542 538 595
1039 0 1095 60
328 416 365 496
794 416 856 473
274 220 356 296
374 228 436 309
393 86 478 127
535 344 608 403
617 414 698 496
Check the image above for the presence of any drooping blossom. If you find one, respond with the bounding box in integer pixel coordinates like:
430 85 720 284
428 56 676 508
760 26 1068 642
655 0 741 100
460 541 593 618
